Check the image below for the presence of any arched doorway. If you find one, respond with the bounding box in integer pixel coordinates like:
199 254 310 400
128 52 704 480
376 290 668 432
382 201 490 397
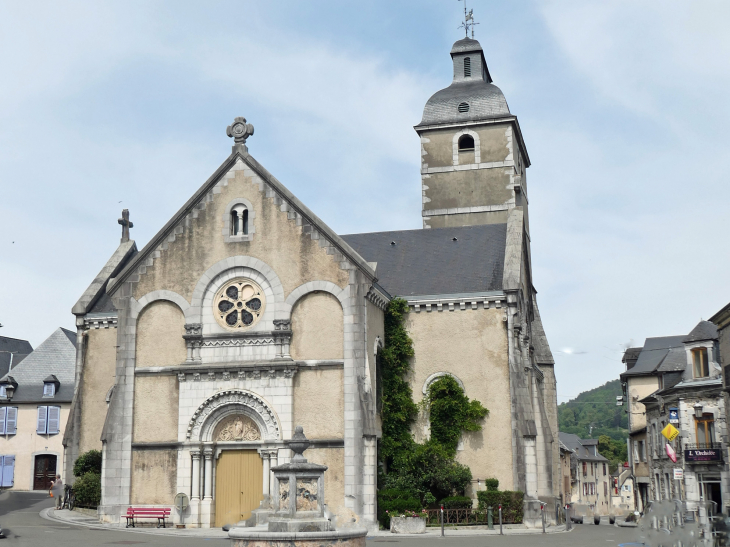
215 450 263 526
212 415 264 527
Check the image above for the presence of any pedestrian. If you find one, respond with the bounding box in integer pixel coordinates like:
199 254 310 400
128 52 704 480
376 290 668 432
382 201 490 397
50 475 63 509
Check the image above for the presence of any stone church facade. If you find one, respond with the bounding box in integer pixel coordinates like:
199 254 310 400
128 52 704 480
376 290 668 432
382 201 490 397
64 37 558 528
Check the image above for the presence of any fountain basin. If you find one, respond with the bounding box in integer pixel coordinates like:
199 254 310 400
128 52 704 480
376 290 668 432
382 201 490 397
229 527 368 547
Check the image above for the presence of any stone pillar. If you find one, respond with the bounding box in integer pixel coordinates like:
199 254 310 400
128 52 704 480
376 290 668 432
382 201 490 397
261 451 271 499
269 450 278 499
203 448 213 500
191 449 201 501
236 211 244 236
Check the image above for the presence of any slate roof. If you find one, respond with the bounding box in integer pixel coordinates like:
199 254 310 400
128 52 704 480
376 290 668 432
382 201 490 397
656 347 688 372
341 224 507 297
417 38 511 127
0 336 33 377
622 347 643 370
621 335 686 377
0 328 76 403
558 432 609 463
684 320 718 343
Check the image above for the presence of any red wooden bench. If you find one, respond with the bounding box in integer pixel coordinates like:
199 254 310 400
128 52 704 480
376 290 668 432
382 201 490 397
124 507 171 528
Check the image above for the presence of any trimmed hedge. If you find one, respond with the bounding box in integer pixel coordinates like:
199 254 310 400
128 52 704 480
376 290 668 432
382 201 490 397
74 472 101 508
485 478 499 491
441 496 473 509
377 489 422 529
476 491 524 524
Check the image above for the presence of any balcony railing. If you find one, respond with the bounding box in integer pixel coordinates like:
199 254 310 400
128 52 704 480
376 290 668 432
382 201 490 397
685 443 723 450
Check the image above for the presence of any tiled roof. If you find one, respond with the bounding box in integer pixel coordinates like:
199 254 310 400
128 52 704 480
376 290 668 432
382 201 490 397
341 224 507 297
0 328 76 403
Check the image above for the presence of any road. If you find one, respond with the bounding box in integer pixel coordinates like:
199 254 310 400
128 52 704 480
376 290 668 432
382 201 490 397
0 492 642 546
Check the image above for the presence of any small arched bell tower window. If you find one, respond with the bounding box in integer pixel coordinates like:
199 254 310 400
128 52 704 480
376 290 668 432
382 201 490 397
458 134 475 152
230 204 249 236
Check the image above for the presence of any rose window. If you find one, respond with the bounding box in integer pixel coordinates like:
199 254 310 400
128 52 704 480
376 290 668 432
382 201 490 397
213 278 265 330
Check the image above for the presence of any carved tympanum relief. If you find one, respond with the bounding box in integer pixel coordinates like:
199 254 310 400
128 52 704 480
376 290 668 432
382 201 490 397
213 415 261 442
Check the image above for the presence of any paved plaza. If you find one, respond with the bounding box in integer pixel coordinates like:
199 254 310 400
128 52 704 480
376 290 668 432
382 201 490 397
0 492 644 547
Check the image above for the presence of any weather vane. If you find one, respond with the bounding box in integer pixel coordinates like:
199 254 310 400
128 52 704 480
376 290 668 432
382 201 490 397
458 0 479 38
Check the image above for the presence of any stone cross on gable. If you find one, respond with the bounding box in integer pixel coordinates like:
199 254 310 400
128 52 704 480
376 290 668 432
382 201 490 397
118 209 133 243
226 117 254 151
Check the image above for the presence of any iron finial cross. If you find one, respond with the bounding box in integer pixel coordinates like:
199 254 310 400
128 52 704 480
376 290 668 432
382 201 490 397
458 0 479 38
118 209 133 243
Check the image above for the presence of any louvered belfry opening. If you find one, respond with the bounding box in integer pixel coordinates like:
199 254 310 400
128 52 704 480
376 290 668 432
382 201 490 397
458 102 470 113
464 56 471 77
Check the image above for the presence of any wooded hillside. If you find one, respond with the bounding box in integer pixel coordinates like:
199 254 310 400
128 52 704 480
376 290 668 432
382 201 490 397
558 379 628 442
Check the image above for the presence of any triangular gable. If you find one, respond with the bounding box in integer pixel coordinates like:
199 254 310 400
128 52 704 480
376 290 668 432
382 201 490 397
108 147 375 295
72 240 137 315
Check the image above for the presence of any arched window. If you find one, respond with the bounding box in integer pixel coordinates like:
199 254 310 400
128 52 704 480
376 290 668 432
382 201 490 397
230 205 248 236
458 134 475 152
463 57 471 77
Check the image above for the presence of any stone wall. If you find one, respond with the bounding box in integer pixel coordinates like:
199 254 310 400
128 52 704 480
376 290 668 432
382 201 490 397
293 369 344 439
133 375 179 443
79 328 117 454
130 449 178 505
290 292 344 360
135 301 186 368
406 306 514 491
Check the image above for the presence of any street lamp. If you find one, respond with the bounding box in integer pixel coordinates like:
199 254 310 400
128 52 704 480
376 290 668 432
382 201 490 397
1 376 16 402
694 403 704 419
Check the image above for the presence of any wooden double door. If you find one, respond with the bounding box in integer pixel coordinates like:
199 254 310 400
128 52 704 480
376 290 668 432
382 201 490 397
214 450 263 527
33 455 57 491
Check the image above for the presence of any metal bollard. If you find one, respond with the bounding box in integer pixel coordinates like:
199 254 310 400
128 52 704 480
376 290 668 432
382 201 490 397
487 506 494 530
499 504 503 535
541 503 546 534
440 504 444 537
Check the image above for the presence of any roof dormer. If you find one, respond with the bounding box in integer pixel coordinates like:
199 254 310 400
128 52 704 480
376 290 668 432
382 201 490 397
43 374 60 398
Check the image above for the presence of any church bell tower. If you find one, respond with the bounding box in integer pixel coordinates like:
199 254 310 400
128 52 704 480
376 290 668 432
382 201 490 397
415 38 530 230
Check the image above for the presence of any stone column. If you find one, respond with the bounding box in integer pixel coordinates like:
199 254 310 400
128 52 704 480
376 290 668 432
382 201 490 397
203 448 213 500
269 450 278 499
236 211 244 236
261 451 271 499
191 449 201 501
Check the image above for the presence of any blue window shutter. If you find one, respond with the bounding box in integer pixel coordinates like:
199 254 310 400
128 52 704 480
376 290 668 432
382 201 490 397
1 455 15 487
5 407 17 435
37 406 48 435
0 408 6 435
47 406 60 435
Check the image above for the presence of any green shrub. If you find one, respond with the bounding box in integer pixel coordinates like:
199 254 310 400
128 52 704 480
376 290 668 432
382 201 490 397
377 489 421 529
73 450 102 477
441 496 473 509
74 472 101 508
485 478 499 491
476 491 524 524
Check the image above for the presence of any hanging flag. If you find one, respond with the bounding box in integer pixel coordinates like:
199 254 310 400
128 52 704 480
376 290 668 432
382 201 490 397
666 443 677 463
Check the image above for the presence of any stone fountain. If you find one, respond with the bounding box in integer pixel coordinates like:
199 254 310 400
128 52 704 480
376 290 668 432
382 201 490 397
228 426 367 546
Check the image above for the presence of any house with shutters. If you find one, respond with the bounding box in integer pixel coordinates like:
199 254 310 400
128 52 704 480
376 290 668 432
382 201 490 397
0 328 76 491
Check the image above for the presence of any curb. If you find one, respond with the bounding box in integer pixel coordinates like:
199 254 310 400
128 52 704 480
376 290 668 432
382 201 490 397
39 508 228 539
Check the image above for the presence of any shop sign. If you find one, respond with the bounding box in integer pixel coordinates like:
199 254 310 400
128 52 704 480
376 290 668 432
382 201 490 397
662 423 679 441
685 448 723 463
673 468 683 480
669 407 679 424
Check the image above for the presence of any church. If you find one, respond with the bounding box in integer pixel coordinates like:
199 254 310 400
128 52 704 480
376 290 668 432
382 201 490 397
63 36 558 529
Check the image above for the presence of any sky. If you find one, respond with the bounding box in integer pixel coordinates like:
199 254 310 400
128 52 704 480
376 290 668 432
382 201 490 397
1 0 729 404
